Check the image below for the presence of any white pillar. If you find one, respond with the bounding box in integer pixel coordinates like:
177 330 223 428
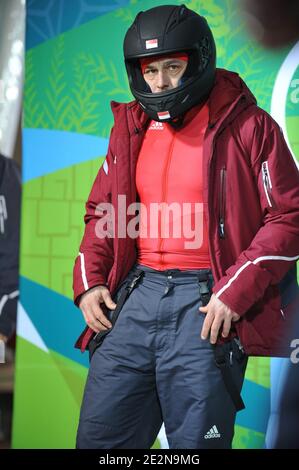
0 0 25 158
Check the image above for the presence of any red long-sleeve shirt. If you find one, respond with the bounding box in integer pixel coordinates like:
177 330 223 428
136 102 211 270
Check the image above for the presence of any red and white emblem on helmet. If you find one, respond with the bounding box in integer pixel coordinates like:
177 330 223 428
157 111 171 120
145 38 158 49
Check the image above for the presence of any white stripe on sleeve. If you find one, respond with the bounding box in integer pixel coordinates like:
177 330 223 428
79 252 89 291
215 255 299 299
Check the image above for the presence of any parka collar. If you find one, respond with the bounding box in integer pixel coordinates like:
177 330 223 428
110 68 257 132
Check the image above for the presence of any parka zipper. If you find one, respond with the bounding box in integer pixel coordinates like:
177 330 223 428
159 133 176 265
206 136 217 291
262 161 275 209
206 95 247 303
219 167 226 239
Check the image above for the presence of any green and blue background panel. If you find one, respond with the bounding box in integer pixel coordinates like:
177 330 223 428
14 0 298 448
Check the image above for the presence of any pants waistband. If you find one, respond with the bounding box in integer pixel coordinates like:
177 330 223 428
134 264 213 282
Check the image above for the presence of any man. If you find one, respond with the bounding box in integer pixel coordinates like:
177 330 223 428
0 152 21 444
0 153 21 345
73 5 299 449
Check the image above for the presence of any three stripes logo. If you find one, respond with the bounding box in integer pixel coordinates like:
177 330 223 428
149 122 164 130
204 425 221 439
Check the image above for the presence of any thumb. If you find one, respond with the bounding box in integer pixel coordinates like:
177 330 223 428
102 291 117 310
199 293 215 312
199 304 208 312
232 313 240 322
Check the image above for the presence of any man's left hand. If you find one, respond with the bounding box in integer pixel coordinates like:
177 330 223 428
199 294 240 344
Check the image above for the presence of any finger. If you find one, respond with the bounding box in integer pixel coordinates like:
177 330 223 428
210 317 223 344
82 309 103 333
92 304 113 329
102 290 117 310
201 312 214 340
221 316 232 338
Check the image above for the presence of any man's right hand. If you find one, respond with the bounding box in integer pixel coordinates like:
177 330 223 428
79 285 117 333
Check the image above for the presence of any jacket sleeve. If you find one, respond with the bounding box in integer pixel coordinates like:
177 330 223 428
212 113 299 316
72 128 115 306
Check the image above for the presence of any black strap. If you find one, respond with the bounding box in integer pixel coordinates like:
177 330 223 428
196 274 245 411
110 269 144 326
198 280 211 306
88 269 144 360
214 344 245 412
197 272 214 306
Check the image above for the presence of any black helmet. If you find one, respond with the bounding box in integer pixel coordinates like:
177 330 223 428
123 4 216 122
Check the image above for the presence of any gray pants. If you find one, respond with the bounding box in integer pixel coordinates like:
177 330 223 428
76 264 247 449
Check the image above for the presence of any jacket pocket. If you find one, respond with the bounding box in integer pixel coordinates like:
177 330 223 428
219 167 226 239
261 161 277 210
236 284 286 356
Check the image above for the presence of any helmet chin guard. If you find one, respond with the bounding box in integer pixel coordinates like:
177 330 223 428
123 4 216 122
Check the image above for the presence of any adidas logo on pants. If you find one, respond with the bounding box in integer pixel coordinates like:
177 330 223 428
204 425 221 439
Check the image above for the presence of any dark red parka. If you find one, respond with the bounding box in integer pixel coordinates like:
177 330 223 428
73 68 299 356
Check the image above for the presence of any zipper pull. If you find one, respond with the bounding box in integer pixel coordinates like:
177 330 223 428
262 161 273 189
219 167 226 239
113 155 117 164
262 162 268 185
262 161 274 208
219 219 225 239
